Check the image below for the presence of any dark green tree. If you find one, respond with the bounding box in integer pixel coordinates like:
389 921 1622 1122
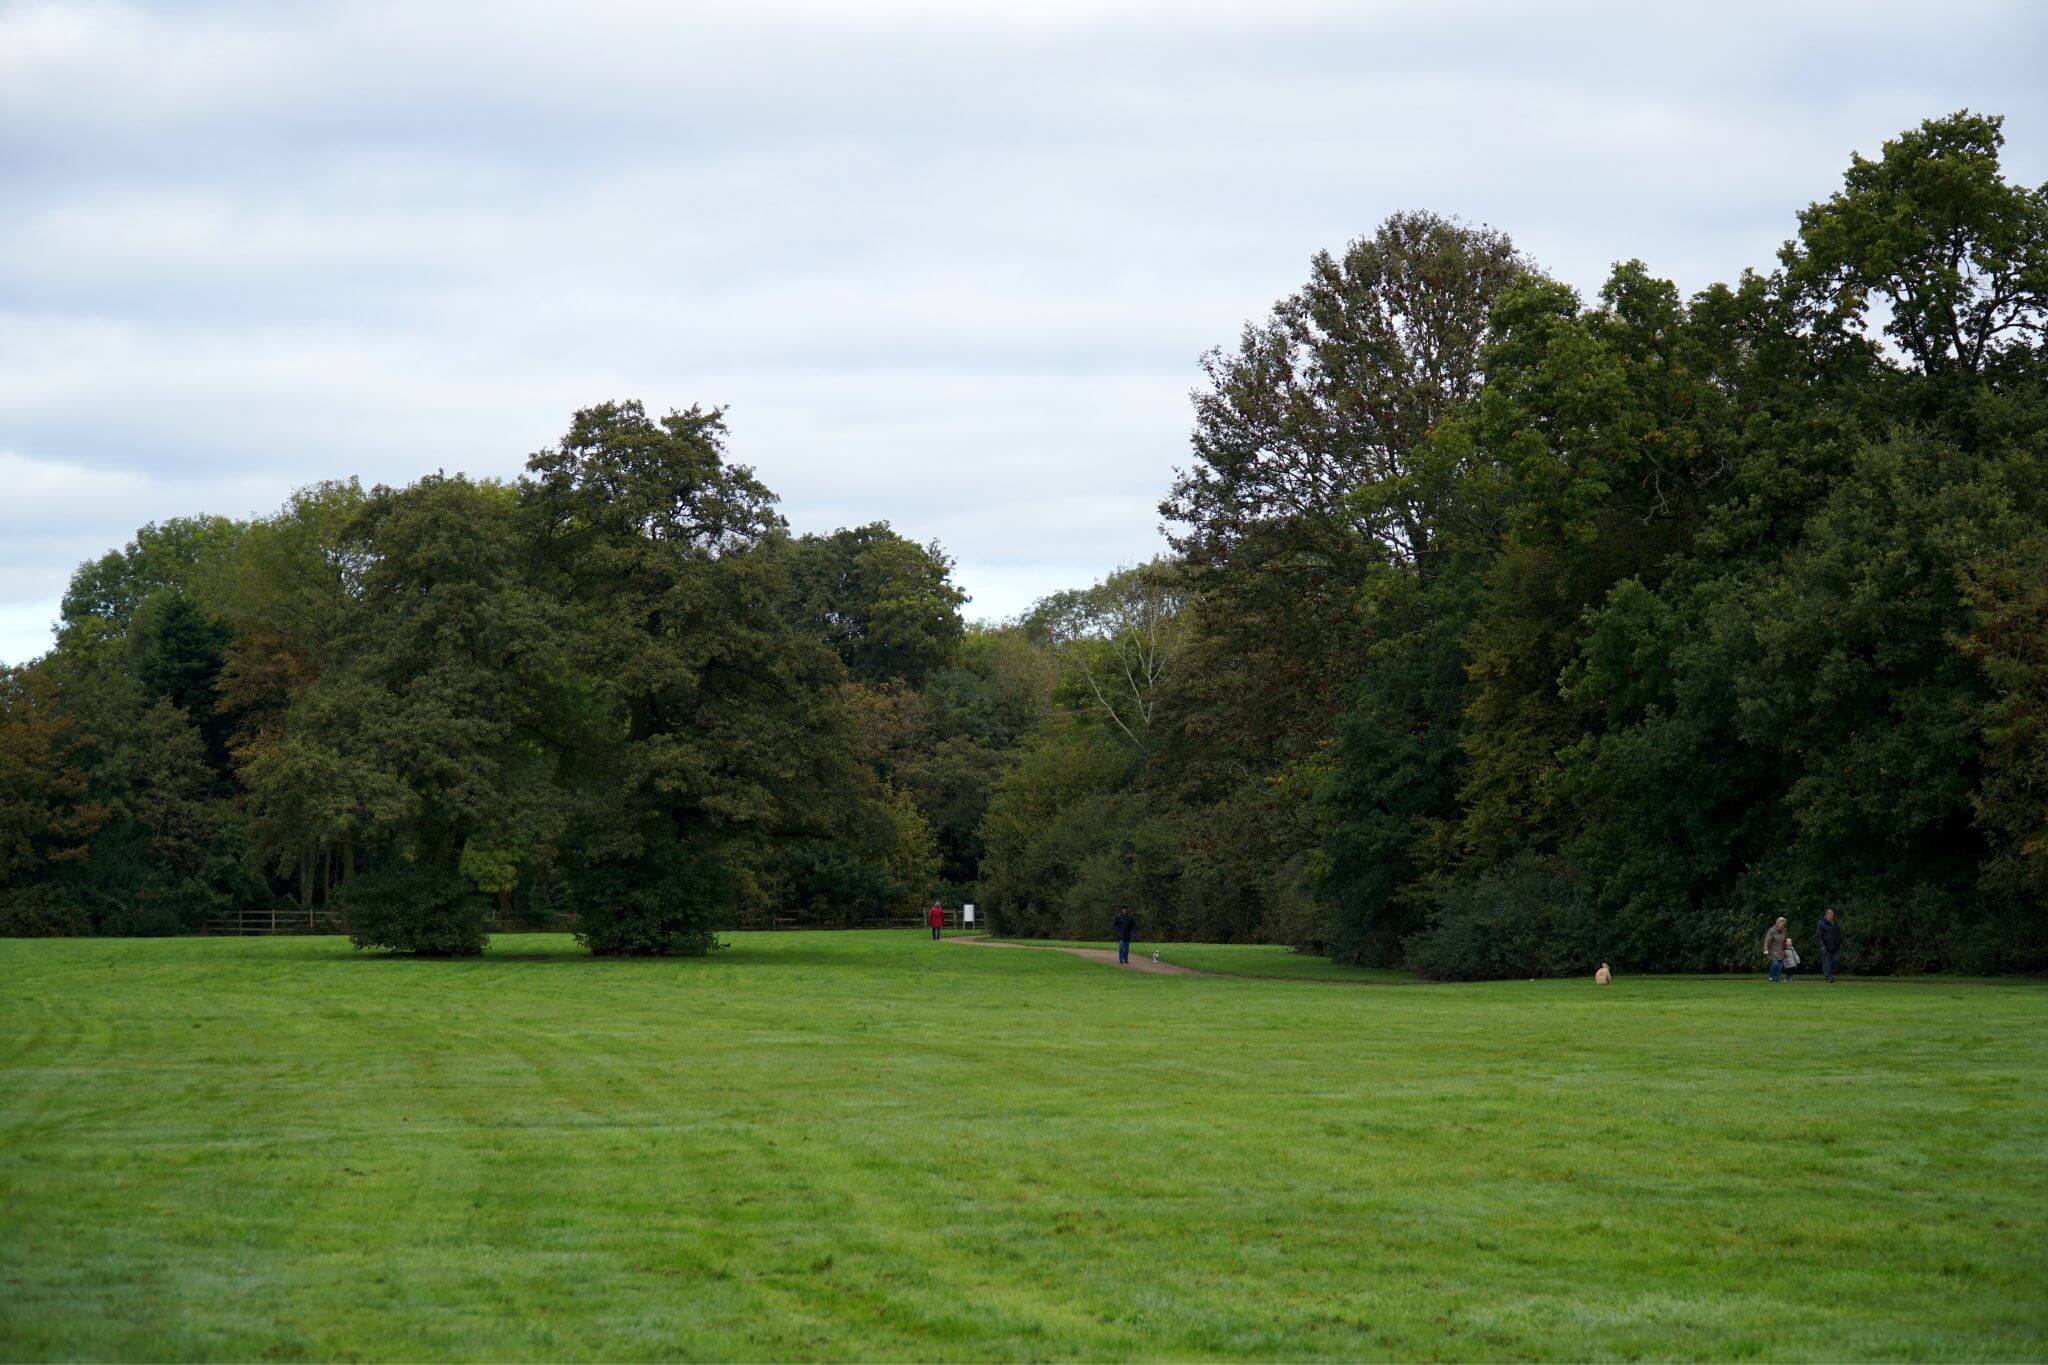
297 474 577 955
1788 110 2047 380
788 523 967 688
1963 538 2048 921
1149 213 1533 948
60 515 246 635
523 401 877 952
0 663 104 935
133 593 235 771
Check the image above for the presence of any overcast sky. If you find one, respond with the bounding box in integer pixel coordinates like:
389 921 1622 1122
3 1 2045 664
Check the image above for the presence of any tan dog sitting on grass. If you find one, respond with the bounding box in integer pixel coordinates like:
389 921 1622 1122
1594 963 1612 985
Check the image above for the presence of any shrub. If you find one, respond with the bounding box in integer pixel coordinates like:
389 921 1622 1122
337 861 489 956
1403 857 1603 981
96 891 191 938
0 883 95 937
572 845 727 957
779 839 893 928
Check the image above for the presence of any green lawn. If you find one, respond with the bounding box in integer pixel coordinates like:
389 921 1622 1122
2 933 2044 1361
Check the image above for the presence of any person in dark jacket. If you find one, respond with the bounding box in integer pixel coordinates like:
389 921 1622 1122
927 902 945 940
1816 907 1843 983
1112 909 1136 965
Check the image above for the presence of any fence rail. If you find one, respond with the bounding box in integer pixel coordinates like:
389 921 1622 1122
201 910 962 936
202 907 347 936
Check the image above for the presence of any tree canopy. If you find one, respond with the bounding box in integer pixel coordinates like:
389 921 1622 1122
2 111 2042 974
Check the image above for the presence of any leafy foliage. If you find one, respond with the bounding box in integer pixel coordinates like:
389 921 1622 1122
788 524 967 688
569 837 729 957
1401 857 1602 982
339 860 490 956
2 401 980 950
982 112 2048 977
1963 537 2048 907
1339 113 2048 976
5 112 2044 979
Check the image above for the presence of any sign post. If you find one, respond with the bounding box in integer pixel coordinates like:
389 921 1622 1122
963 903 976 927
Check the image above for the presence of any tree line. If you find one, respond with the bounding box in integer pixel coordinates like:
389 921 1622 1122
3 111 2044 972
0 404 1018 954
983 111 2048 976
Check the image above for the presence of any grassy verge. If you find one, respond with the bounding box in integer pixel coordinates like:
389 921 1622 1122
3 931 2045 1360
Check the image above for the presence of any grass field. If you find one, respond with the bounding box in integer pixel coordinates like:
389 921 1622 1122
2 932 2045 1361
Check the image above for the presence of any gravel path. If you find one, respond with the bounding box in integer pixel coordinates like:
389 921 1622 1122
945 936 1202 975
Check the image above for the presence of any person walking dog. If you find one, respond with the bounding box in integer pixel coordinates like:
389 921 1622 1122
1817 907 1843 983
1112 909 1136 965
927 902 945 941
1764 916 1790 983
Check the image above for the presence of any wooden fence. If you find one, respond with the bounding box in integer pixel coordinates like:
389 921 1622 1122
766 913 966 932
203 909 965 936
202 907 348 936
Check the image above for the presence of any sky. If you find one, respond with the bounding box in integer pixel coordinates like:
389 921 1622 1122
3 1 2046 665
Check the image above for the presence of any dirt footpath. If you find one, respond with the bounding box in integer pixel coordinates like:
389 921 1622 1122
946 936 1202 975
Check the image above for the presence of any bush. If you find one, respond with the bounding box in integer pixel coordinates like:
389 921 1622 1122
1403 857 1604 981
572 844 727 957
0 883 96 937
337 861 489 956
779 839 893 928
96 891 191 938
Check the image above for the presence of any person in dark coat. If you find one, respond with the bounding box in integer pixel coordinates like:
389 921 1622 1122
1112 909 1136 965
927 902 945 941
1816 907 1843 983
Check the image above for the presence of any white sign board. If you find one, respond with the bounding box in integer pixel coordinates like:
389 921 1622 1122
963 904 976 923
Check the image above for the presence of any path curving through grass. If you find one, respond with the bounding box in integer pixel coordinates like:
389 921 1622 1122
945 934 1201 974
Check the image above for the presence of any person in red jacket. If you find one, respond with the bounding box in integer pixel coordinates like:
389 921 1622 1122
927 902 945 940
